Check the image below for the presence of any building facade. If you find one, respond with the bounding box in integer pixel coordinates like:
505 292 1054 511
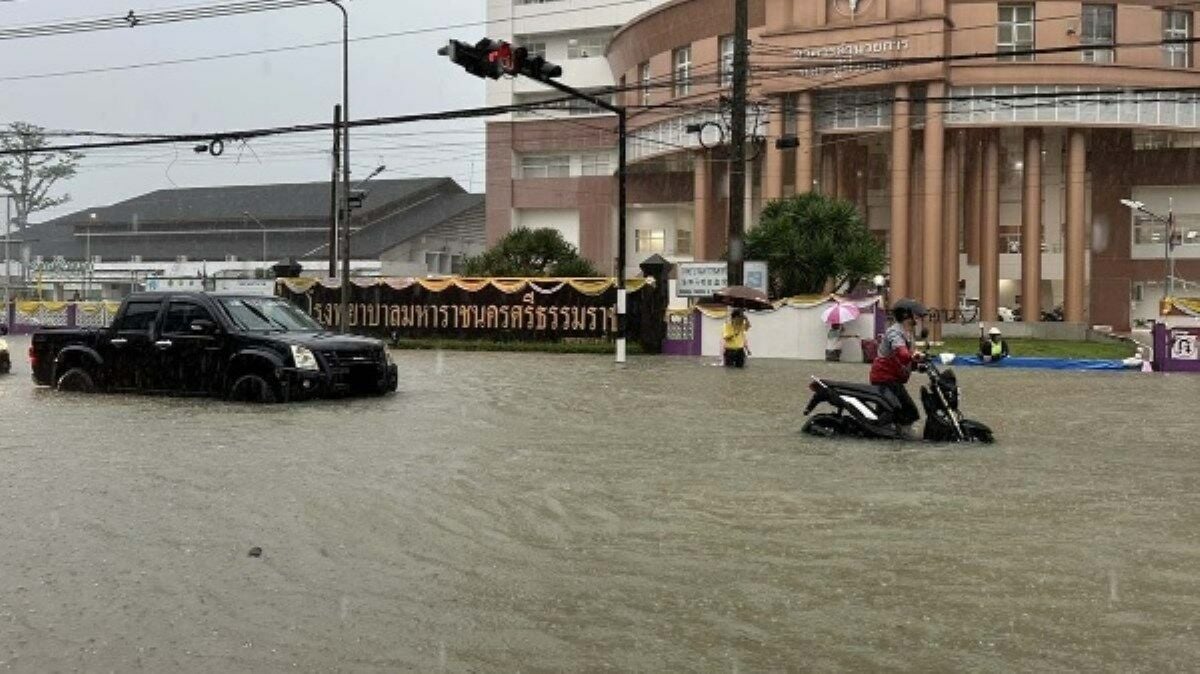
23 178 484 300
598 0 1200 331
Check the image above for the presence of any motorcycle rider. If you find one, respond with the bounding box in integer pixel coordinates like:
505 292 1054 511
870 299 928 439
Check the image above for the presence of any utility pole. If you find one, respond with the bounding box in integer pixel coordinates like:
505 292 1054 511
726 0 749 287
329 104 341 277
3 195 11 315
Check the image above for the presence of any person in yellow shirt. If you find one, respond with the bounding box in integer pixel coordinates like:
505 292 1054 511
723 309 751 368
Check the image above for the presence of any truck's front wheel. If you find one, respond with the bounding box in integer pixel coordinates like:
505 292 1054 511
228 373 279 404
56 367 96 393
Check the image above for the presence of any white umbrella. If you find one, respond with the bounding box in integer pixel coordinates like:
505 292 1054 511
821 301 860 326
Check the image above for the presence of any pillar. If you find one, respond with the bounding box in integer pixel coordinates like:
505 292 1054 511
980 129 1001 322
764 99 784 202
1064 128 1087 323
694 150 714 260
922 82 946 320
965 131 983 266
910 143 924 301
820 140 836 196
834 141 848 201
795 92 814 195
1022 128 1043 323
943 130 964 313
889 83 911 302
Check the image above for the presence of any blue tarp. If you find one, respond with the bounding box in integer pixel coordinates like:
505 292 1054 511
949 356 1133 371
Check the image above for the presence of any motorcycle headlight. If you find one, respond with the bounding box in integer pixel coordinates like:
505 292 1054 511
0 338 8 351
290 345 319 371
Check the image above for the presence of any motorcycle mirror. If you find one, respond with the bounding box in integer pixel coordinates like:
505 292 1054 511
918 328 930 340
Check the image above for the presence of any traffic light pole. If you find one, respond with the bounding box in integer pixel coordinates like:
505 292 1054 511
528 76 629 363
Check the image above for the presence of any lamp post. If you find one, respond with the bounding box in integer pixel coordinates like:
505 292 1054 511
85 212 96 300
3 195 12 313
323 0 352 333
1120 198 1176 301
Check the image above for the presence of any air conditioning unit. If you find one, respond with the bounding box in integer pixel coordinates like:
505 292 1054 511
131 255 142 263
225 254 238 262
176 255 188 263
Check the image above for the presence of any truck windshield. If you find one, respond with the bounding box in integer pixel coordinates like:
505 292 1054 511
219 297 325 333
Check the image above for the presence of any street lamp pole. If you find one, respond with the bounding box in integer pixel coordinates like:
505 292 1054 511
86 213 96 300
324 0 352 333
1120 198 1175 302
242 211 269 268
3 195 11 313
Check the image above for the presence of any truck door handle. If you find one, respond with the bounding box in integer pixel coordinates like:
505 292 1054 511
110 338 128 347
154 340 173 350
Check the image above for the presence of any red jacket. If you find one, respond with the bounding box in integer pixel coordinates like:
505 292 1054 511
870 324 916 384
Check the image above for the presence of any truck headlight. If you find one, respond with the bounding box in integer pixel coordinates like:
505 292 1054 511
291 345 319 371
0 338 8 351
382 347 393 366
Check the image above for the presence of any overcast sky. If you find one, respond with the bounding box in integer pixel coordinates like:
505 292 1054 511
0 0 486 223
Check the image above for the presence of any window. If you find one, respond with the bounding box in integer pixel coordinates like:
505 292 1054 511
719 35 735 88
521 154 570 178
997 4 1035 61
521 41 547 59
675 229 693 256
673 46 692 98
635 229 666 253
568 34 606 59
113 300 161 333
639 62 651 106
579 153 611 176
1081 5 1115 63
1164 10 1191 68
161 302 215 336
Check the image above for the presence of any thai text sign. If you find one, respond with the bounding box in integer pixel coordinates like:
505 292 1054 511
677 261 768 298
277 277 643 341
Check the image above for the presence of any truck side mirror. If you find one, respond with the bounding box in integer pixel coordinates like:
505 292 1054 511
190 319 217 335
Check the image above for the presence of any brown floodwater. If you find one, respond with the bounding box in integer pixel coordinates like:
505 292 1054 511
1 336 1198 671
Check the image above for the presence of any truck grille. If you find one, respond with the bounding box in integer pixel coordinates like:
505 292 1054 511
319 349 380 368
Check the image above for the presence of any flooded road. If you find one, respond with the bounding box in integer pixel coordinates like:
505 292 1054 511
2 337 1199 671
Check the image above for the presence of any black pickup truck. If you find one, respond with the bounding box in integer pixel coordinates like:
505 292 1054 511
31 292 397 402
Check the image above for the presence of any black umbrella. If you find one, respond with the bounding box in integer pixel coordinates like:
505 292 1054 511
712 285 773 311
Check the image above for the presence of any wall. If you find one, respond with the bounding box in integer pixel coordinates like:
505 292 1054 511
697 300 879 360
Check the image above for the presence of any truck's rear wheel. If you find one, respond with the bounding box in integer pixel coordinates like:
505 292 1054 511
228 373 279 404
56 367 96 393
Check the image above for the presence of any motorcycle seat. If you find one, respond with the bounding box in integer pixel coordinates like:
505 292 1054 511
816 381 887 399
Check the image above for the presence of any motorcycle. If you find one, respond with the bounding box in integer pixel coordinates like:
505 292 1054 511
801 353 994 444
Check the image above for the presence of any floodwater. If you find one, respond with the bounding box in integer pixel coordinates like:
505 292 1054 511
1 335 1199 672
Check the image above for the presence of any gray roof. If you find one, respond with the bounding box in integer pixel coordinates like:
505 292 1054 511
27 178 484 263
83 178 448 225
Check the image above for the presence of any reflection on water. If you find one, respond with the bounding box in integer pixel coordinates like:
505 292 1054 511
2 339 1199 671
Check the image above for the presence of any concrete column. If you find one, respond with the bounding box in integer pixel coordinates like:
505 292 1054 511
965 132 983 266
981 129 1001 321
1064 128 1087 323
834 141 848 201
889 83 911 301
943 130 964 313
1022 128 1043 323
820 140 836 196
922 82 946 320
694 150 713 260
910 144 924 301
764 99 784 202
795 92 814 195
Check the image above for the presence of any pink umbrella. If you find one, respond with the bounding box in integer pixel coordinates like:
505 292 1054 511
821 301 860 326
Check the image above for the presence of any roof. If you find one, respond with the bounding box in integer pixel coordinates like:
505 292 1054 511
25 178 484 263
75 178 452 225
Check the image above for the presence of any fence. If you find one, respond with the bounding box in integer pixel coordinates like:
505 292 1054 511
2 301 121 334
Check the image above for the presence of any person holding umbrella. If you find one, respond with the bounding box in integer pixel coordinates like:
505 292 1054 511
821 301 860 362
712 285 771 369
723 308 751 368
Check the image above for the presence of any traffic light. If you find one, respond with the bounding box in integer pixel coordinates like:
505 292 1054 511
438 38 562 82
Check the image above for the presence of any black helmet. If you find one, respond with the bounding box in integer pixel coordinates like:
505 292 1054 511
891 298 927 323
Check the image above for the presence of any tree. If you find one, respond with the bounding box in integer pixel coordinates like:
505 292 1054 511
463 227 601 277
744 192 886 297
0 122 84 230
